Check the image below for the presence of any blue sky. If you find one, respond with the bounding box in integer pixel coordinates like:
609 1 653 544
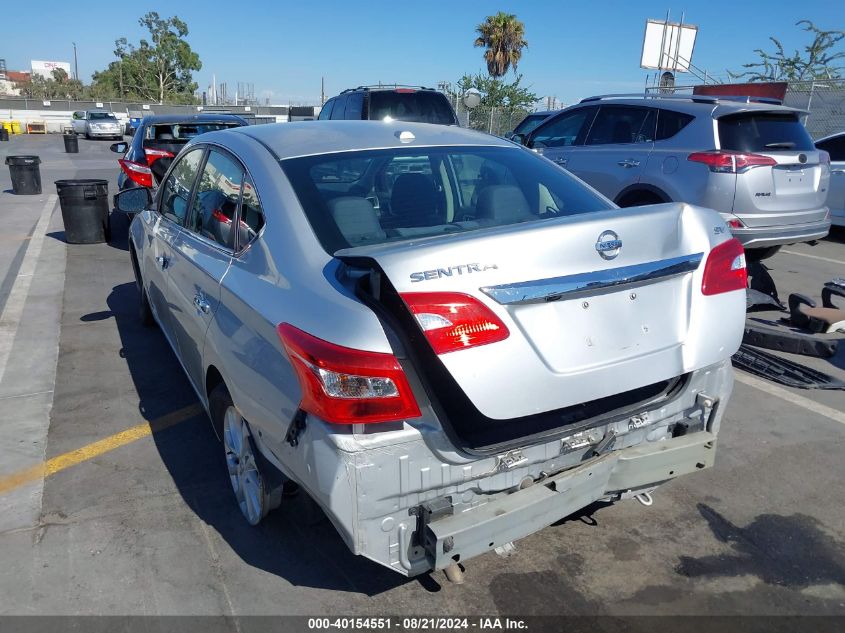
3 0 841 105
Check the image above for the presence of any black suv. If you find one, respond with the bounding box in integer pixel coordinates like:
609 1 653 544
318 86 459 125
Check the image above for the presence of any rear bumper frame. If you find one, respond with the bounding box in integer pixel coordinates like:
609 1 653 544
423 431 716 570
730 216 831 249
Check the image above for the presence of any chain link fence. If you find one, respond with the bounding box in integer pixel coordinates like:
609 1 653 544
781 80 845 140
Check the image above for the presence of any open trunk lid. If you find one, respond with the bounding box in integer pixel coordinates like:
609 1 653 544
338 203 745 420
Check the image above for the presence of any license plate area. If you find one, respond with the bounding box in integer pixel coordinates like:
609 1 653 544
509 277 689 373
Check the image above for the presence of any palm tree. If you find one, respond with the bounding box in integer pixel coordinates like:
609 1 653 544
474 12 528 78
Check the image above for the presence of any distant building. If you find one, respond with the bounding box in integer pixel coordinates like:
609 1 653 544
31 60 71 80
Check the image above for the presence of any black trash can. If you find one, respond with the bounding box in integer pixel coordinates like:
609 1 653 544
5 155 42 195
55 179 111 244
63 133 79 153
0 128 8 141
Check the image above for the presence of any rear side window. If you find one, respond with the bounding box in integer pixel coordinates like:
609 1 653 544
237 175 265 249
718 112 814 152
368 90 457 125
656 110 694 140
186 149 244 249
816 135 845 161
345 92 364 119
586 106 655 145
282 146 611 253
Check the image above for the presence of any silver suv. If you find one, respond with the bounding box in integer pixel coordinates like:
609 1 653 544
515 94 832 258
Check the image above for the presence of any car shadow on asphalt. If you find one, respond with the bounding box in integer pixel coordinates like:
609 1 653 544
94 222 413 597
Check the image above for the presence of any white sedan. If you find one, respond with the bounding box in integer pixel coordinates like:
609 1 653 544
71 110 123 140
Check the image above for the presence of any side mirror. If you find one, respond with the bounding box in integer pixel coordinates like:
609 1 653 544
511 133 528 146
110 141 128 154
114 187 152 214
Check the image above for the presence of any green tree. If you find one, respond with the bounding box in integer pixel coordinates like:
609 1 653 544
14 68 85 100
731 20 845 81
446 73 538 134
474 12 528 78
92 12 201 103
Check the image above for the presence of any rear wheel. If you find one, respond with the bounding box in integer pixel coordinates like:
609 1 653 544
617 191 666 208
210 384 271 526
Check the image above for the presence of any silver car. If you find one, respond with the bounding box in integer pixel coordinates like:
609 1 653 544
514 94 832 258
815 131 845 226
114 121 747 577
71 109 123 139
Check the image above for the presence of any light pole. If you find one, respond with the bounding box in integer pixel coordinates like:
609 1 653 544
72 42 78 81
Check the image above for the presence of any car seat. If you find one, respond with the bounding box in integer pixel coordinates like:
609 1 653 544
328 196 386 244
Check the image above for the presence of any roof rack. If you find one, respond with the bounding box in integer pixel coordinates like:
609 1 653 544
579 93 783 106
340 84 436 94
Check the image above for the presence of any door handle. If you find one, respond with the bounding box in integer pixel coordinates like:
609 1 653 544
832 168 845 174
155 255 169 269
193 294 211 314
617 159 641 168
551 157 568 166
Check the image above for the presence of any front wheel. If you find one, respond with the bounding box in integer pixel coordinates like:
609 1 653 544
210 385 272 526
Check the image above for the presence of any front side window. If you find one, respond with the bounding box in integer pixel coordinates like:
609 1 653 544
186 149 244 249
531 107 596 148
159 148 204 225
282 146 612 253
586 106 655 145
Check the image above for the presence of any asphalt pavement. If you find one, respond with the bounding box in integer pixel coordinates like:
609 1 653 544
0 135 843 620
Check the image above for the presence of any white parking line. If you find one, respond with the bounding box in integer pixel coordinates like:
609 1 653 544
735 371 845 426
780 249 845 266
0 195 57 387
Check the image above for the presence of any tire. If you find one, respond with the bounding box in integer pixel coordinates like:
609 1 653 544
138 284 155 327
210 384 272 526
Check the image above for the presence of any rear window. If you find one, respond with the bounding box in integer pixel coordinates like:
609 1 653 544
368 91 457 125
718 112 814 152
281 146 611 253
146 122 241 142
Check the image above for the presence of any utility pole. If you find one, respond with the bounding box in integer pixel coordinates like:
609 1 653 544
321 76 325 105
72 42 78 81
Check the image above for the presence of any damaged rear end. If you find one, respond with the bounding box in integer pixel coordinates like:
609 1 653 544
277 142 747 575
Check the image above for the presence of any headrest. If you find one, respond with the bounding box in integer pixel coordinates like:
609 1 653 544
328 196 386 244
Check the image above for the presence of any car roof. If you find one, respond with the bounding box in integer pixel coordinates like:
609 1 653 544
140 113 247 125
338 86 439 94
215 120 513 160
816 131 845 143
568 96 804 118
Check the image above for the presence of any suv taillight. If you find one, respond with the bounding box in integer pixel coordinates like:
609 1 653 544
277 324 421 425
400 292 509 355
118 159 153 188
688 150 777 173
701 238 747 296
144 147 175 166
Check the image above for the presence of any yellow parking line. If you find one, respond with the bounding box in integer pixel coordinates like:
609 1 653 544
0 403 204 496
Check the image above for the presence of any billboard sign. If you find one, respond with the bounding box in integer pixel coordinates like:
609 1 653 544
31 60 72 80
640 20 698 72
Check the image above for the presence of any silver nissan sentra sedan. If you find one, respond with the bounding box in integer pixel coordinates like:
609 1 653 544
113 121 747 578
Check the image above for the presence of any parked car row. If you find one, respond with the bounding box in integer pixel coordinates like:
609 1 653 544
113 117 747 577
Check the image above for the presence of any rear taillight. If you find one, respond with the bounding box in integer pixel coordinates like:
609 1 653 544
726 218 745 229
701 238 747 296
118 159 153 188
400 292 509 355
277 324 421 425
394 88 417 93
212 208 232 224
688 150 777 173
144 148 174 166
